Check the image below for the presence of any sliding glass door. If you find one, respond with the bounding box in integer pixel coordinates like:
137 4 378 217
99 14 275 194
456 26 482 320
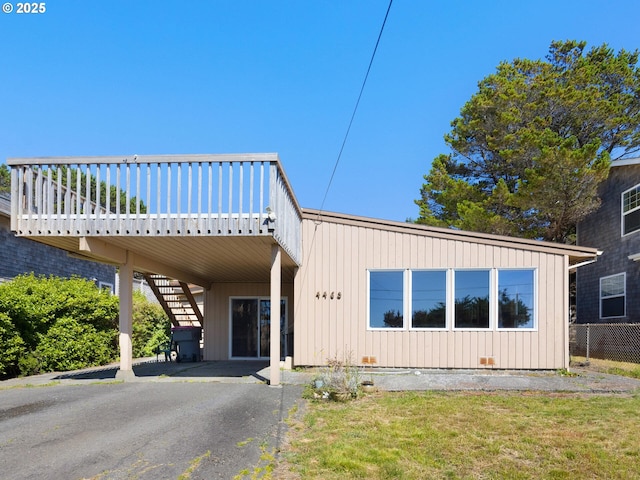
231 298 287 358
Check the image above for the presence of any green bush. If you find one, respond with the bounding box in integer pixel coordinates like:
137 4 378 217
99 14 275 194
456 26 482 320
0 312 26 378
0 274 119 349
0 274 120 376
35 317 117 372
0 274 172 377
131 290 171 358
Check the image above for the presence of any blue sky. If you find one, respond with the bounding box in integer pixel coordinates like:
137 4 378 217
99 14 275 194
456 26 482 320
2 0 640 222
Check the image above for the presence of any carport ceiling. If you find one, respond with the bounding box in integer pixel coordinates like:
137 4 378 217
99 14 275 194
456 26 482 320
26 235 298 284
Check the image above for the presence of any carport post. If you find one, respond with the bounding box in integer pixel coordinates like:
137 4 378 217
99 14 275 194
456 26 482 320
270 245 281 387
116 252 135 381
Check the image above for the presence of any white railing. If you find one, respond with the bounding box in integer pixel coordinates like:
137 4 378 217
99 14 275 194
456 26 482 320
8 153 302 264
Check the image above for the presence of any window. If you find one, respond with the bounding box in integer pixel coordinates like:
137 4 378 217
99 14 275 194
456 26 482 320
600 273 625 318
498 269 535 329
411 270 447 328
454 270 490 328
367 268 537 331
622 184 640 235
368 270 404 329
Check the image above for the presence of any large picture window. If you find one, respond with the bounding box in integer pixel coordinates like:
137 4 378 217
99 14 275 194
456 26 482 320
454 270 490 328
369 270 404 329
622 184 640 235
600 273 625 318
498 269 535 329
411 270 447 328
367 268 537 331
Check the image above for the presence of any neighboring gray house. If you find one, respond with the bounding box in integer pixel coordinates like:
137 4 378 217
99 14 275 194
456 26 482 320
576 158 640 323
0 192 116 288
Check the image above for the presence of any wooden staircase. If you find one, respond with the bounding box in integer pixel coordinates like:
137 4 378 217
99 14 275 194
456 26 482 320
144 274 203 327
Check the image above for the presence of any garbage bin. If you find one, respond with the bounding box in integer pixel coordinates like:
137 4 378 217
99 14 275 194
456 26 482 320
171 326 202 362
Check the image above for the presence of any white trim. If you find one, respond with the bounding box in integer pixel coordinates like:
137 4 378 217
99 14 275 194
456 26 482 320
495 268 538 332
611 157 640 168
408 269 448 331
98 281 114 294
621 182 640 237
366 269 406 331
599 272 626 319
366 267 539 332
452 268 492 331
629 253 640 262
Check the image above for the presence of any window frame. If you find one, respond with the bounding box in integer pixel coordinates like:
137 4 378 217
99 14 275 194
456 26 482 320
409 269 449 330
496 268 537 331
367 267 538 332
452 269 493 331
367 269 407 331
599 273 626 319
622 183 640 236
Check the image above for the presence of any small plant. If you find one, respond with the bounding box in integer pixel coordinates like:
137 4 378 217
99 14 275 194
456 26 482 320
310 354 361 401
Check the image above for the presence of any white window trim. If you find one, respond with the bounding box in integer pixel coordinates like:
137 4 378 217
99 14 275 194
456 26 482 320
495 268 538 332
452 268 493 331
366 267 538 332
621 183 640 237
409 269 449 331
599 273 626 319
98 281 114 294
366 269 407 331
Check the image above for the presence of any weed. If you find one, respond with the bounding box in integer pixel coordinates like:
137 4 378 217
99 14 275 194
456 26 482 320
177 450 210 480
308 354 361 401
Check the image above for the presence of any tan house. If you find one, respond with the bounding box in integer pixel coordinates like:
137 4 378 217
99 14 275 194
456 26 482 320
8 154 599 382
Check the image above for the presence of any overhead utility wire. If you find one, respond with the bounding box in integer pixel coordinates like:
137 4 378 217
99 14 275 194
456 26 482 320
317 0 394 217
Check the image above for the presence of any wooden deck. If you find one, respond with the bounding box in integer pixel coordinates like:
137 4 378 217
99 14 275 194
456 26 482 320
7 154 302 288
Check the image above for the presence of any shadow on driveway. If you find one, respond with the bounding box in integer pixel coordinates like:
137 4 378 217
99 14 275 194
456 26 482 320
53 359 271 383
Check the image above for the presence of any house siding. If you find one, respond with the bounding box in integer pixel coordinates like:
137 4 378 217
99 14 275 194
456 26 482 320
294 215 568 370
577 163 640 323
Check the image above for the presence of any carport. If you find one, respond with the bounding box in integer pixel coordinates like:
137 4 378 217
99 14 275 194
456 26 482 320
8 153 301 385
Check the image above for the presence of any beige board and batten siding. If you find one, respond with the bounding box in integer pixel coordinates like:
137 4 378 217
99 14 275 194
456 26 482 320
294 210 593 370
203 282 294 360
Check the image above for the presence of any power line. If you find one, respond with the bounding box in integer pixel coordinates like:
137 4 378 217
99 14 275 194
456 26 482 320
317 0 394 216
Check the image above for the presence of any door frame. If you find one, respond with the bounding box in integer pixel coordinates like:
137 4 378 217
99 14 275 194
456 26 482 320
228 296 288 360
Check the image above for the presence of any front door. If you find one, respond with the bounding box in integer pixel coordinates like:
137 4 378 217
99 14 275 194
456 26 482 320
231 298 287 359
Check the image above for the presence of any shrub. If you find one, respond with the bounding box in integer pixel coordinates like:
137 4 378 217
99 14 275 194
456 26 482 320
310 355 361 401
35 317 117 372
0 274 119 349
131 290 171 358
0 312 26 378
0 274 119 376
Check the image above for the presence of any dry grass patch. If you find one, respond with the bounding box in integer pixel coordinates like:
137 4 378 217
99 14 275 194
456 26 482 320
571 356 640 379
277 391 640 479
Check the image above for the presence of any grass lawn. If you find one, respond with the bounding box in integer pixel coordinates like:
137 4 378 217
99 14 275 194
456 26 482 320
277 390 640 479
571 356 640 379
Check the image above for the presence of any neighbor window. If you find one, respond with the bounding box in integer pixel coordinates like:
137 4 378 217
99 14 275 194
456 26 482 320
498 269 535 329
600 273 625 318
454 270 490 328
369 270 404 329
411 270 447 328
622 184 640 235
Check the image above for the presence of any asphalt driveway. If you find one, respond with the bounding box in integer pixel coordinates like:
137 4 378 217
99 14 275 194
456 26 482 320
0 380 302 480
2 360 640 480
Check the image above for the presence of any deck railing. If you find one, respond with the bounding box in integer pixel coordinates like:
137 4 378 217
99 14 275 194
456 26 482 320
8 153 302 264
